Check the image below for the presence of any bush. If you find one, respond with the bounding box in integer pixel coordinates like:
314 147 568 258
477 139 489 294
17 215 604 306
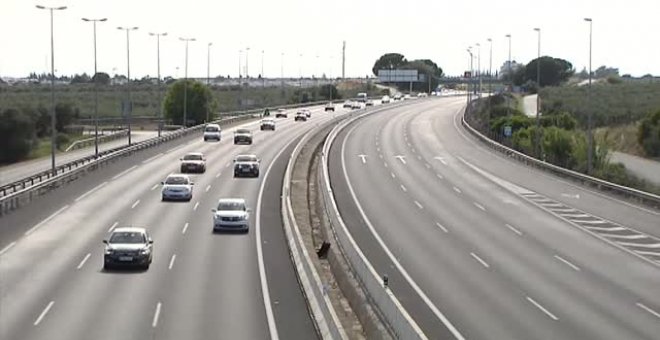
542 126 575 168
0 108 36 163
638 110 660 157
163 80 215 126
491 115 532 134
55 133 70 150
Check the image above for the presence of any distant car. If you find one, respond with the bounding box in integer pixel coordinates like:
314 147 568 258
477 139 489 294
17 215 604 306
343 100 353 108
103 227 153 270
180 152 206 173
234 128 253 145
275 109 288 118
418 92 428 98
365 99 374 106
161 174 194 201
325 102 335 111
233 154 260 177
260 118 276 131
212 198 250 232
351 102 362 109
304 109 312 118
393 94 403 101
403 94 412 100
203 123 221 141
381 95 391 104
295 112 308 121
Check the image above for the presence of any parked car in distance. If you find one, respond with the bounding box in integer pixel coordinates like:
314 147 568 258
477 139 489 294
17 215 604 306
275 109 288 118
260 118 276 131
366 99 374 106
381 95 391 104
212 198 250 232
203 123 221 141
295 111 308 121
103 227 153 270
180 152 206 173
343 100 353 108
325 102 335 111
161 174 194 201
233 154 260 177
234 128 253 145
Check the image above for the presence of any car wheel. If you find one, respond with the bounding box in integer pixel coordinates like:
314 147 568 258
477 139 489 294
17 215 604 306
180 167 186 173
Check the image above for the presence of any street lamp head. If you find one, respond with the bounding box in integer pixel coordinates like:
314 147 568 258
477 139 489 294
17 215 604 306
584 17 592 22
209 42 213 46
99 18 107 22
82 18 90 21
487 38 492 42
534 27 541 32
35 5 45 9
56 6 67 10
505 34 511 38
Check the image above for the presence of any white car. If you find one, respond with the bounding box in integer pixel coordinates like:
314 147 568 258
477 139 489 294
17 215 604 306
212 198 250 232
203 123 221 141
417 93 428 98
161 174 194 201
403 94 412 100
365 99 374 106
381 95 391 104
260 118 276 130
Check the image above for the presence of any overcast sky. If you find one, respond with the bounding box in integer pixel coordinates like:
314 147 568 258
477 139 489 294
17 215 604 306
1 0 659 79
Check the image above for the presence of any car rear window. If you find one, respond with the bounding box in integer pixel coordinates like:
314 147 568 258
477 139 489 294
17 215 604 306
236 129 250 134
205 126 219 132
110 232 145 244
183 154 203 161
217 202 245 211
165 176 189 185
236 155 257 162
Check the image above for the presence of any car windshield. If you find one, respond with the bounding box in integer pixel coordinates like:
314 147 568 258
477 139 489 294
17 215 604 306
205 126 219 132
236 129 250 134
217 202 245 211
236 155 257 162
165 176 188 185
183 154 203 161
109 232 145 244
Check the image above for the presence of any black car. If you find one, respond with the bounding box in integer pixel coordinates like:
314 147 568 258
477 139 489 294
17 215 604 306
233 154 260 177
295 112 307 121
234 128 253 144
103 227 153 270
325 102 335 111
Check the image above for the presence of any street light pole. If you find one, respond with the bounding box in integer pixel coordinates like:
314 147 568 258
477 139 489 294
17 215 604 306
475 43 481 95
149 32 167 137
505 34 512 117
246 47 250 79
207 42 212 122
466 47 473 106
36 5 67 176
238 49 243 78
117 26 138 146
179 37 195 127
487 38 493 117
585 18 594 174
82 17 107 159
281 52 284 88
534 27 542 159
261 50 265 87
299 53 303 87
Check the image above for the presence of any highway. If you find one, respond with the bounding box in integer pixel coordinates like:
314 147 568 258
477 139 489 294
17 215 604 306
0 104 351 340
0 130 158 186
328 97 660 339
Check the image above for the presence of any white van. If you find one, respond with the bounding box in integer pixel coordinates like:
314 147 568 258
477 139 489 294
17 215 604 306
357 92 367 103
203 123 221 141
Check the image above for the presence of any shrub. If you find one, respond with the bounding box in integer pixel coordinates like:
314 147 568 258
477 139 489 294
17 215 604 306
638 110 660 157
0 108 36 163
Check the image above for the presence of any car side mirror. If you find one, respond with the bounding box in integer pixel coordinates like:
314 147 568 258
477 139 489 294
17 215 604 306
103 240 108 244
148 239 154 244
190 182 195 185
246 208 253 213
160 181 165 185
179 158 183 161
212 209 217 212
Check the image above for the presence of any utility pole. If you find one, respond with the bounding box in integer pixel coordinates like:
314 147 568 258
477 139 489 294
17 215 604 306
505 34 512 117
342 41 346 79
585 18 594 174
534 27 542 159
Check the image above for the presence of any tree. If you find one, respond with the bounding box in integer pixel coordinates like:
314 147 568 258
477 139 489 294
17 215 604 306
522 57 574 87
372 53 407 76
638 109 660 157
163 80 214 126
319 84 340 100
70 73 91 84
0 108 36 163
92 72 111 85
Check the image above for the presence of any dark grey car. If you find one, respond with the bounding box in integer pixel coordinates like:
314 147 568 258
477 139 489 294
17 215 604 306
103 227 153 270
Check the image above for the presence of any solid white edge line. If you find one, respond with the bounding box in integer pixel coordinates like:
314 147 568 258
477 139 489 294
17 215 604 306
131 200 140 209
341 122 465 340
0 242 17 256
112 165 138 180
152 302 162 328
637 302 660 319
553 255 581 271
470 252 490 268
108 221 119 233
526 296 559 321
182 222 189 234
435 222 449 233
505 223 523 236
193 202 199 211
34 301 55 326
25 205 70 236
168 254 176 270
74 181 108 202
76 253 91 270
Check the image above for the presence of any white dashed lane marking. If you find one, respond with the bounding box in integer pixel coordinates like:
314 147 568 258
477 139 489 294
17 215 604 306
453 187 462 194
435 222 449 233
400 185 407 192
34 301 55 326
637 303 660 319
470 252 490 268
182 222 189 234
554 255 581 271
77 253 91 270
505 223 523 236
526 297 558 321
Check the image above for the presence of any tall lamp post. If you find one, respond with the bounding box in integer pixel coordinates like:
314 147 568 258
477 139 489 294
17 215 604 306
261 50 265 87
534 27 542 159
207 42 212 122
466 47 474 105
36 4 67 176
487 38 493 117
82 17 107 159
179 37 195 127
149 32 167 137
475 43 481 95
505 34 512 116
280 52 285 88
238 49 243 78
245 47 250 79
117 26 138 145
585 18 594 174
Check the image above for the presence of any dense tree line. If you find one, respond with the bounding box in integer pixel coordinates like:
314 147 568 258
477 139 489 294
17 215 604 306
372 53 444 92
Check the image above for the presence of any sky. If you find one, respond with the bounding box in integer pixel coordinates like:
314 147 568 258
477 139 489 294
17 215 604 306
1 0 659 79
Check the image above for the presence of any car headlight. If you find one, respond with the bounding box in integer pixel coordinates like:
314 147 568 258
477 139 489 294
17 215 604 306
239 215 248 221
104 247 113 255
140 248 150 255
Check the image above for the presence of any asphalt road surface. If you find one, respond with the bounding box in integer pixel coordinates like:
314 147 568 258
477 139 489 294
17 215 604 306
0 130 159 186
328 97 660 340
0 103 356 340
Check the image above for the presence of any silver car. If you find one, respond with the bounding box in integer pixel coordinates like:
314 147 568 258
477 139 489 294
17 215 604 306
103 227 153 270
161 174 194 201
212 198 250 232
180 152 206 173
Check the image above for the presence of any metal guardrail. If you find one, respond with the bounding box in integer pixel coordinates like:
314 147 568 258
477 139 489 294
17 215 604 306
461 106 660 209
64 129 129 152
319 105 428 339
281 116 351 340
